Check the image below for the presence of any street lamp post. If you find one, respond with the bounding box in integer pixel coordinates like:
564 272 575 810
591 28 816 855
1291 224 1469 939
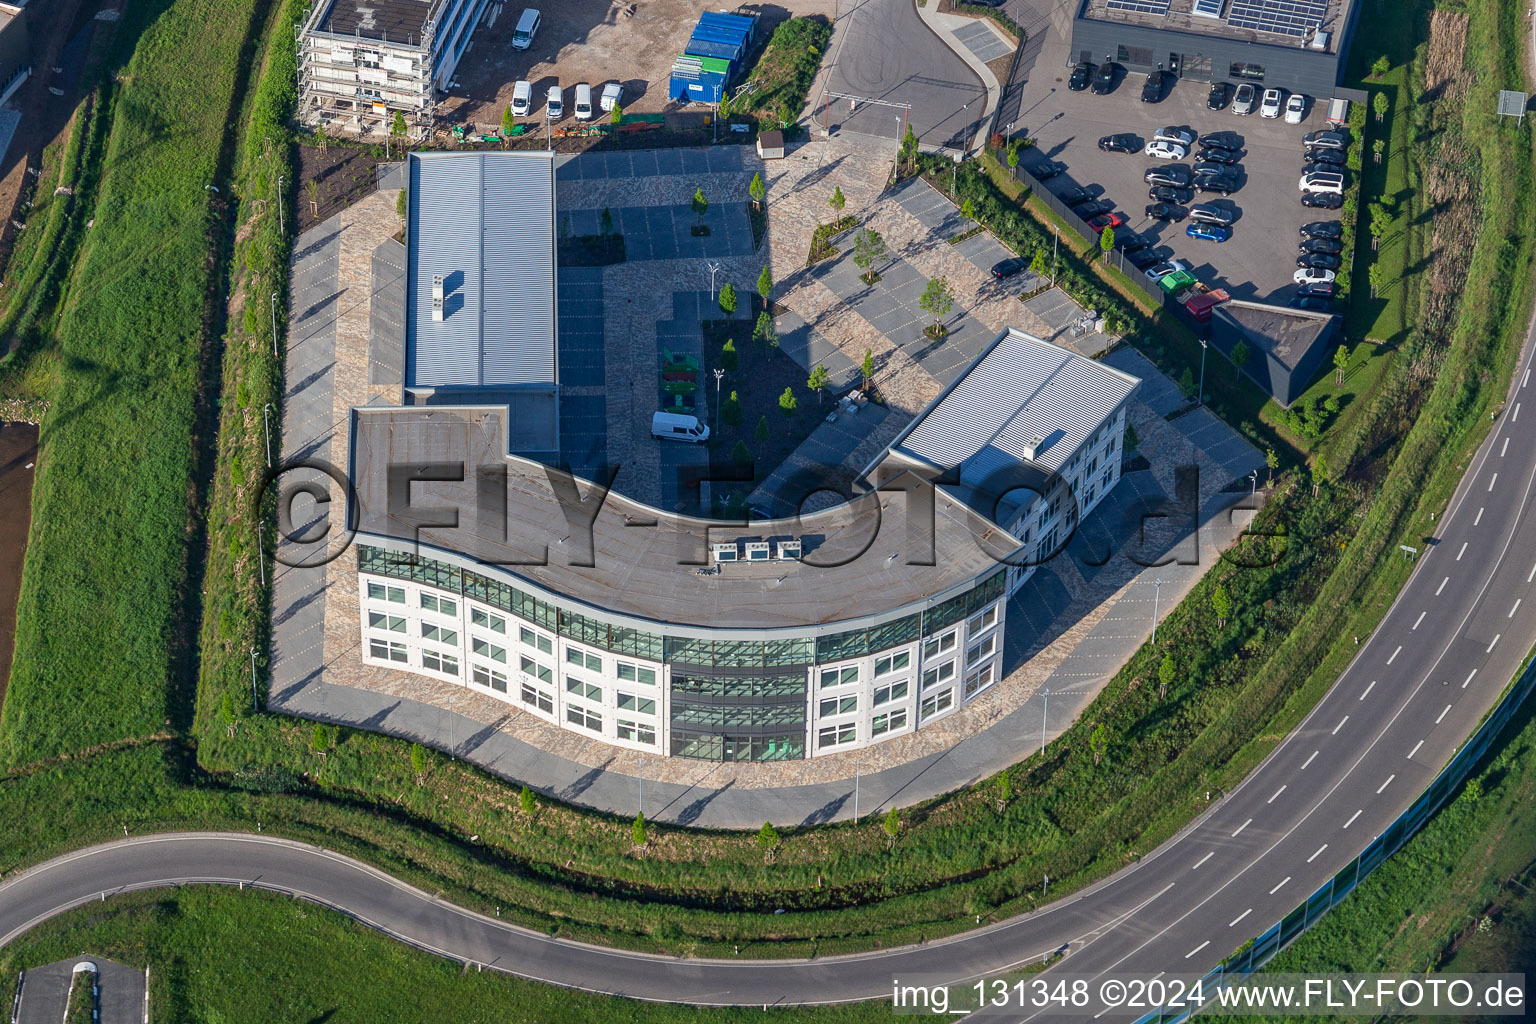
276 176 284 236
706 261 721 302
1197 337 1208 406
1052 227 1059 286
1040 688 1050 755
257 521 265 581
853 752 869 822
262 402 273 468
250 647 259 711
712 368 725 436
1250 470 1258 495
448 695 456 760
1151 579 1163 644
270 292 279 358
638 757 645 817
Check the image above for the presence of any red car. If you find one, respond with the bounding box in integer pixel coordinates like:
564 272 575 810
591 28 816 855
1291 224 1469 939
1086 211 1125 232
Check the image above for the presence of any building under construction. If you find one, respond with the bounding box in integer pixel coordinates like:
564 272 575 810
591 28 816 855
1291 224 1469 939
298 0 491 132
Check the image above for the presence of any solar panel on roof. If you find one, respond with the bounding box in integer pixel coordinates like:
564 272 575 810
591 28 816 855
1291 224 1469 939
1105 0 1171 14
1227 0 1327 37
1191 0 1225 17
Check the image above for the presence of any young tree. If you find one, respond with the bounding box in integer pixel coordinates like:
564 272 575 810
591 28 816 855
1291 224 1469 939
501 104 515 147
757 265 773 306
1178 367 1195 399
721 339 738 372
1370 54 1390 78
861 348 875 391
396 185 408 223
960 197 977 229
1006 142 1020 178
1368 262 1384 299
306 178 321 215
1157 654 1175 701
1368 202 1391 249
758 820 780 853
391 110 408 146
918 277 954 333
829 184 846 220
315 125 329 151
722 390 744 427
1089 723 1107 766
718 282 738 316
1211 584 1232 628
1372 91 1388 123
778 386 798 417
611 103 623 125
1029 249 1048 278
900 123 919 175
632 812 648 848
754 311 776 347
1231 340 1251 381
311 723 332 752
748 170 766 210
600 206 614 236
881 808 900 848
993 771 1013 812
717 90 732 122
1311 452 1329 497
851 227 887 283
410 741 428 776
807 363 830 405
1265 447 1279 485
1098 225 1115 254
218 691 236 735
691 187 709 226
1124 423 1139 451
730 439 752 465
755 415 770 444
519 785 537 817
1333 344 1349 385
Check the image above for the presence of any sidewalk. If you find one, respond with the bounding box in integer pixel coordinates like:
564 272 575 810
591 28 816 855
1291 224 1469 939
913 1 1011 153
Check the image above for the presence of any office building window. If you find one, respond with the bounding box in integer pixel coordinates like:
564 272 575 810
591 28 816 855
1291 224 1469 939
566 706 602 732
817 722 857 748
369 639 408 662
964 664 996 699
617 692 656 716
967 635 996 667
967 606 998 636
818 665 859 689
874 650 911 676
367 582 406 604
471 607 506 633
520 682 553 713
519 626 553 655
920 689 954 720
873 680 909 707
519 655 553 684
566 676 602 703
921 661 956 691
872 708 909 736
420 593 457 616
1230 61 1265 79
923 630 958 659
565 645 602 673
818 694 859 718
472 638 506 664
368 612 406 633
421 650 458 676
617 719 657 745
472 665 509 692
617 662 658 686
421 623 457 646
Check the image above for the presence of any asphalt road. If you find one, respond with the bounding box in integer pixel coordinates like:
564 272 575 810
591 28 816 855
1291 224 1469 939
820 0 985 149
3 334 1535 1009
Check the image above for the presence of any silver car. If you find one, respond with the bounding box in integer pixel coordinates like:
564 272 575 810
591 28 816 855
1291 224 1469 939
1232 83 1257 115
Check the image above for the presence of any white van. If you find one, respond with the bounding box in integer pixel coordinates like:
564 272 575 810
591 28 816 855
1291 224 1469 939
573 83 593 120
546 84 563 120
510 80 532 117
652 412 710 443
512 8 540 50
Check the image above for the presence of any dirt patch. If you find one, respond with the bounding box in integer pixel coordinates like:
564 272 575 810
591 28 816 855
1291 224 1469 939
1417 9 1474 341
0 422 38 707
297 143 389 233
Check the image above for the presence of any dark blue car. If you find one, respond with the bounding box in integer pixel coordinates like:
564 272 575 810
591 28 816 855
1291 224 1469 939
1186 222 1231 243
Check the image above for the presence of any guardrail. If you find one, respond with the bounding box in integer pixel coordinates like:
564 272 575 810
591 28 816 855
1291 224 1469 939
1131 653 1536 1023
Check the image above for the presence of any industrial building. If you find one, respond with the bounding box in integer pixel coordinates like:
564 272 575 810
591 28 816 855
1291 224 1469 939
669 11 756 104
0 2 31 109
1070 0 1361 99
353 156 1141 770
298 0 492 131
1209 299 1338 406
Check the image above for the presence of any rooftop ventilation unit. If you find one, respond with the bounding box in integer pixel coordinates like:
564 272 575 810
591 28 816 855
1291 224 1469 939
744 540 771 561
431 274 445 322
776 539 802 560
711 542 739 563
1310 29 1330 50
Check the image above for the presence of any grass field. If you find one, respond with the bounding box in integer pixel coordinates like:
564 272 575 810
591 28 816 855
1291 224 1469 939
0 0 264 764
0 887 890 1024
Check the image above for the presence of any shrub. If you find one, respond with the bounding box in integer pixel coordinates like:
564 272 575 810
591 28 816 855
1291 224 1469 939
721 338 738 372
718 283 737 315
778 386 798 417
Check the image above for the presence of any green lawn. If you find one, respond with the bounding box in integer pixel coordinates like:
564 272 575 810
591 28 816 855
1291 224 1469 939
0 887 891 1024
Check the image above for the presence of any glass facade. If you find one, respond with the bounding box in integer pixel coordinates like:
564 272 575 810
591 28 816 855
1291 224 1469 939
358 546 1005 763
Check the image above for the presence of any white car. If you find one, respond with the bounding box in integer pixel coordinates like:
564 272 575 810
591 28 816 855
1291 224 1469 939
1232 83 1257 115
1298 171 1345 194
1260 88 1284 118
510 80 531 117
1144 258 1189 282
1284 93 1307 124
600 81 624 113
1144 139 1188 160
1293 267 1336 286
1153 125 1196 147
546 84 563 120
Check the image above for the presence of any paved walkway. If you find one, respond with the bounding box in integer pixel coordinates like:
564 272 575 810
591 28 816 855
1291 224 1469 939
16 958 144 1024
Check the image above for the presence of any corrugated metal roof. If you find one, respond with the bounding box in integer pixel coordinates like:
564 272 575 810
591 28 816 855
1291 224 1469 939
891 329 1139 486
406 151 557 390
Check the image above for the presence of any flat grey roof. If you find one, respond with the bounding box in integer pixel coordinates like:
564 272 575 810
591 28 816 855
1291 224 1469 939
1079 0 1355 52
314 0 434 43
889 328 1138 490
349 405 1016 631
1213 300 1336 370
407 151 558 392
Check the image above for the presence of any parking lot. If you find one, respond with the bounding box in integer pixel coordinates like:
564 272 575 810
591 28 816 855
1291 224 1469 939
1011 45 1339 304
437 0 832 135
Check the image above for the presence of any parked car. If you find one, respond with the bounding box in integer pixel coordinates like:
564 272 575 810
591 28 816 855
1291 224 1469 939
1087 211 1126 231
1187 222 1231 243
1207 82 1231 110
1302 162 1346 178
1201 130 1243 151
1260 88 1284 118
1154 125 1197 146
1232 82 1258 115
1115 232 1152 252
1195 173 1239 196
1301 220 1344 239
600 81 625 113
1284 94 1308 124
1144 258 1189 282
1148 184 1194 204
1197 146 1240 165
1299 237 1343 255
546 84 564 120
1145 139 1188 160
1032 160 1065 180
1145 164 1193 187
510 80 532 117
1304 147 1346 166
1141 70 1168 103
1193 160 1235 177
1099 133 1141 153
1126 247 1164 270
1289 294 1331 312
1145 202 1185 221
1299 281 1337 298
1091 63 1120 94
991 256 1029 279
1298 171 1345 194
1301 191 1344 209
1069 62 1094 91
1303 128 1349 149
1058 185 1096 205
1297 252 1342 271
1074 200 1112 218
1294 267 1337 285
573 83 594 120
1188 203 1235 226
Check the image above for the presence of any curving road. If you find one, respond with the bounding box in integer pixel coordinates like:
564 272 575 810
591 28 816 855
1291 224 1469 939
4 330 1536 1007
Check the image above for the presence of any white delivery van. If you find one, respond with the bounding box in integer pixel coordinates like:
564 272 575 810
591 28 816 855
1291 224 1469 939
510 80 532 117
545 84 563 120
574 83 593 120
652 412 710 443
512 9 540 50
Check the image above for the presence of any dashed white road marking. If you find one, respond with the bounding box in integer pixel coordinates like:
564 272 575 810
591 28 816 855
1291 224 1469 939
1412 612 1425 630
1463 669 1478 689
1408 739 1424 760
1458 542 1469 560
1475 507 1485 526
1488 634 1502 653
1503 437 1511 457
1267 785 1286 804
1231 818 1252 838
1525 367 1531 388
1515 403 1522 422
1343 809 1363 829
1510 599 1522 618
1528 562 1536 584
1437 576 1450 595
1307 844 1328 864
1387 645 1402 665
1186 940 1210 959
1269 876 1291 895
1377 774 1396 794
1437 703 1452 724
1360 679 1377 700
1229 909 1252 928
1192 851 1214 870
1332 715 1350 735
1488 474 1498 492
1301 750 1319 769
